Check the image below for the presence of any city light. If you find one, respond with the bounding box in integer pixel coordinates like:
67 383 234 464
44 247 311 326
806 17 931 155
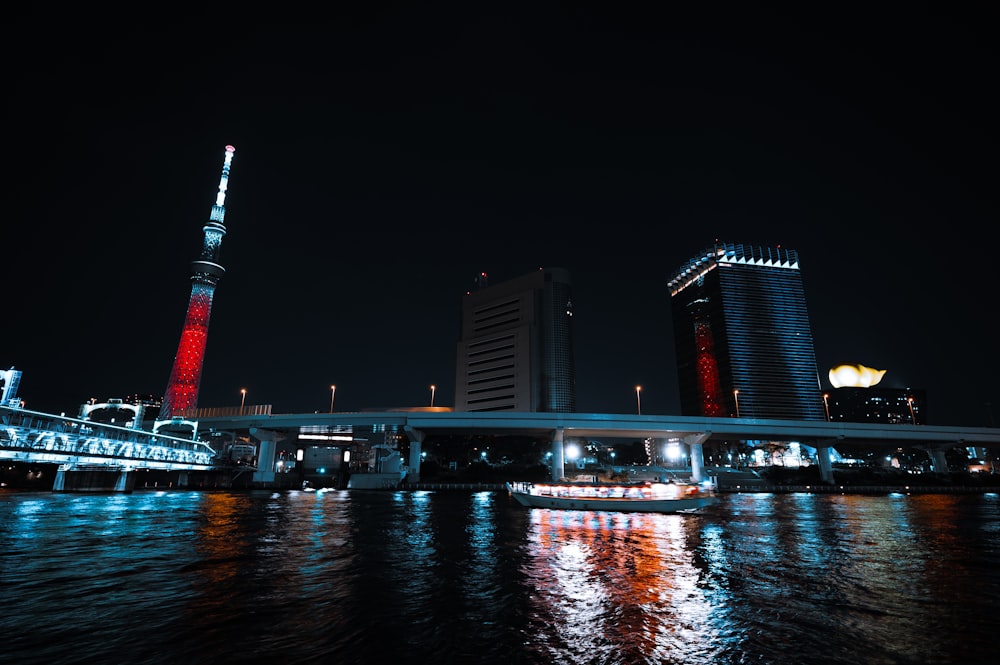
430 384 436 407
635 385 642 415
734 389 740 418
823 393 831 421
240 388 247 414
329 385 336 413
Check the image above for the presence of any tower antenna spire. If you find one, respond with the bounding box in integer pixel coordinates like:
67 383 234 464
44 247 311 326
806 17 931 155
157 145 236 422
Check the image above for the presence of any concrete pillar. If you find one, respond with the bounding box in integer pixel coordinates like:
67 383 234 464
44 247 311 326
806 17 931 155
551 428 565 481
929 448 950 473
816 445 834 484
250 427 284 485
52 466 65 491
52 464 135 493
405 426 425 483
690 443 705 482
682 432 710 483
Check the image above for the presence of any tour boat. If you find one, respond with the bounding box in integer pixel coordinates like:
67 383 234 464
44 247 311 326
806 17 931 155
505 479 717 514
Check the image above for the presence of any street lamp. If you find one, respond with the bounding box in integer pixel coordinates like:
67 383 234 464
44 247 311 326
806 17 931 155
329 385 336 413
430 385 436 407
907 397 917 425
733 389 740 418
635 385 642 415
240 388 247 414
823 393 831 421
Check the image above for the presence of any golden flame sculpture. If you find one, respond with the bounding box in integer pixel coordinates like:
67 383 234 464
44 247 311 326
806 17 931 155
829 364 886 388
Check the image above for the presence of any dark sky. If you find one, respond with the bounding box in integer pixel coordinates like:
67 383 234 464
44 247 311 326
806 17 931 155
7 7 997 426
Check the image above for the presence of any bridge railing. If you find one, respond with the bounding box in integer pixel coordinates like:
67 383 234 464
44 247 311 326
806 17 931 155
176 405 273 418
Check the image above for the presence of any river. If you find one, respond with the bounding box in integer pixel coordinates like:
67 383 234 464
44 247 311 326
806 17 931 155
2 488 997 664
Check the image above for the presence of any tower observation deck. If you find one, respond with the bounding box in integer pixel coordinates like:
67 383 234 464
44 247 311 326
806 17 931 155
158 145 236 421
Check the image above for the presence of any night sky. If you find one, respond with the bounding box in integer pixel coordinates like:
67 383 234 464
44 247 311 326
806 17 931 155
7 8 997 426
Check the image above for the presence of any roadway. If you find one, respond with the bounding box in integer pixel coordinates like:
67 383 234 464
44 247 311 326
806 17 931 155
190 409 1000 485
191 409 1000 449
6 405 1000 487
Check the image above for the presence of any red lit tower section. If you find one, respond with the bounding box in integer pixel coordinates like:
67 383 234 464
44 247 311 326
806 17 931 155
694 317 725 417
158 145 236 420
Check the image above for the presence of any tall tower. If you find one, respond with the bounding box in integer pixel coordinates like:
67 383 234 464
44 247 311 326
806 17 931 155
158 145 236 420
454 267 576 412
667 241 826 421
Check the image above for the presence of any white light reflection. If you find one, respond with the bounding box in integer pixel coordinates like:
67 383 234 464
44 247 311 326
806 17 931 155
523 509 719 662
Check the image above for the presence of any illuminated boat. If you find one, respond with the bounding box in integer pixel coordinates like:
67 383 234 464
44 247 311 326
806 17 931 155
505 479 717 514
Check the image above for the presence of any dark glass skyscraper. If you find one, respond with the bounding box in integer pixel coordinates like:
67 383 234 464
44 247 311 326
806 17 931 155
454 267 576 412
667 242 826 421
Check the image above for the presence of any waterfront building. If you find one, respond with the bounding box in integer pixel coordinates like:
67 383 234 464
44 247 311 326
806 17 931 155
824 386 926 425
454 268 576 412
157 146 236 421
667 242 826 420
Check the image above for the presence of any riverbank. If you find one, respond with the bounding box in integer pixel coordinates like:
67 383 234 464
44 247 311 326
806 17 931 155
720 484 1000 494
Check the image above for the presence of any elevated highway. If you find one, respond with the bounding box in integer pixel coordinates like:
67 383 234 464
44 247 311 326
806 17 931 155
6 404 998 488
191 408 1000 485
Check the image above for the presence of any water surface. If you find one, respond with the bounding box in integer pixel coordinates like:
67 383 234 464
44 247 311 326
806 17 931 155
2 489 997 664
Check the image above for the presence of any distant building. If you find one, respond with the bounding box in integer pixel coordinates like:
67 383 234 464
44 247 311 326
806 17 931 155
824 387 926 425
454 267 576 412
667 242 826 420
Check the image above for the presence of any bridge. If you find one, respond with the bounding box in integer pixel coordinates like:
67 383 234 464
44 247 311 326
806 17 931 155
5 404 1000 490
1 406 223 491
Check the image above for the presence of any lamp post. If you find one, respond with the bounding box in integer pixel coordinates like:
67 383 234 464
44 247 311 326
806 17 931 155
907 397 917 425
733 389 740 418
240 388 247 414
430 385 436 408
823 393 831 421
329 385 336 413
635 385 642 415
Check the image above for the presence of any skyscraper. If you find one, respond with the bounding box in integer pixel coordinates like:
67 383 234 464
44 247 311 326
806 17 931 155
454 267 576 412
157 145 236 420
667 242 826 421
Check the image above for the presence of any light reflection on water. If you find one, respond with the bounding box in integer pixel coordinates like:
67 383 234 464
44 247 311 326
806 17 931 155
2 489 998 664
523 509 718 664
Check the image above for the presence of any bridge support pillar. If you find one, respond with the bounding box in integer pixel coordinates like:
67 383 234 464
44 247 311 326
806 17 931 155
551 428 565 481
682 433 710 483
405 426 425 483
929 447 950 473
816 445 835 484
53 464 135 493
250 428 285 485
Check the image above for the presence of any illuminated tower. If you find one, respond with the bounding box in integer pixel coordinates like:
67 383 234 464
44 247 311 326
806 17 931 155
667 242 826 421
157 145 236 420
